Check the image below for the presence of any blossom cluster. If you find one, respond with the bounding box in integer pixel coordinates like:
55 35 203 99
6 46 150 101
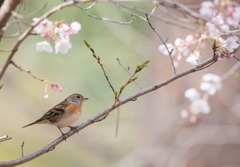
181 73 222 123
158 1 240 66
33 18 81 54
44 81 63 99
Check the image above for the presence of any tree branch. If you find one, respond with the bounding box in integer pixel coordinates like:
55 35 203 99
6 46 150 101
0 55 217 167
0 135 11 143
83 40 117 96
0 0 86 81
146 13 176 74
0 0 20 38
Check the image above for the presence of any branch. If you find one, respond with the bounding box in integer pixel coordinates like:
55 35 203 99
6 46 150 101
158 0 204 20
83 40 117 96
146 13 176 74
0 0 86 81
221 62 240 81
114 2 198 32
0 0 21 38
0 135 12 143
11 61 45 82
0 55 217 167
116 58 142 90
77 3 135 25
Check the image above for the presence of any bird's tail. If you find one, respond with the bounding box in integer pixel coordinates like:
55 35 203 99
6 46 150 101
22 119 42 128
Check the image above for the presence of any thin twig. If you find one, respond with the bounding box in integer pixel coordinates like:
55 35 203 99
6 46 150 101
83 40 116 96
234 56 240 61
114 2 198 32
115 106 120 138
111 1 145 21
21 142 25 157
145 13 176 74
221 62 240 81
85 1 97 10
11 3 48 19
11 61 45 82
77 4 135 25
158 0 204 20
116 58 142 90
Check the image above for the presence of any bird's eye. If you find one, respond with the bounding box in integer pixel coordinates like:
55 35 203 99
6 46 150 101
76 95 80 99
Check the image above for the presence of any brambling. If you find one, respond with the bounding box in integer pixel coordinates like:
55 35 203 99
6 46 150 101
23 93 88 138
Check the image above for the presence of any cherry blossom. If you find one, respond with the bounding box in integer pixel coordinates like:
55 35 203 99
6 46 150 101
182 73 222 122
33 18 81 54
55 39 72 54
70 22 81 34
184 88 200 101
200 73 222 95
199 1 215 18
50 83 63 92
186 51 199 65
158 43 175 56
190 98 210 115
36 41 53 53
223 36 239 52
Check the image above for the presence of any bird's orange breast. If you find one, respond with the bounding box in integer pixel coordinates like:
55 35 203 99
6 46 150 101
66 103 82 114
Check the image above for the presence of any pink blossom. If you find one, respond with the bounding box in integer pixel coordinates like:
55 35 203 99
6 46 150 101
180 110 189 118
58 24 70 39
50 83 62 92
33 18 53 34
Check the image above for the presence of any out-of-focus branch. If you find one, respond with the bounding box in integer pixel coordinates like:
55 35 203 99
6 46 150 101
0 54 217 167
0 0 20 37
221 62 240 81
0 135 12 143
114 2 198 32
0 0 86 81
77 3 135 25
158 0 204 21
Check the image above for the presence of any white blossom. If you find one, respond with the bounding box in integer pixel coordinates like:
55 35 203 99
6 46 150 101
184 88 201 101
70 22 81 34
180 110 189 118
158 43 175 56
200 73 222 95
190 98 210 115
36 41 53 53
55 39 72 54
223 36 239 52
199 1 215 18
186 51 199 65
33 18 53 34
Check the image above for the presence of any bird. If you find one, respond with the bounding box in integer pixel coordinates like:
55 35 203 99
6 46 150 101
23 93 88 139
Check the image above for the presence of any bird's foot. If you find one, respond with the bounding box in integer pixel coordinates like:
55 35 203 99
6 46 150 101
68 126 78 133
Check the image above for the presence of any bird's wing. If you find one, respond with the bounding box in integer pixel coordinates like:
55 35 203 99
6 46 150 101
38 102 69 123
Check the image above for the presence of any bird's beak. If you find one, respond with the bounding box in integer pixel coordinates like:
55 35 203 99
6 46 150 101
83 97 89 101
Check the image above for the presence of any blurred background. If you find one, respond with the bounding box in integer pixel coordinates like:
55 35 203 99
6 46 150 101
0 0 240 167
